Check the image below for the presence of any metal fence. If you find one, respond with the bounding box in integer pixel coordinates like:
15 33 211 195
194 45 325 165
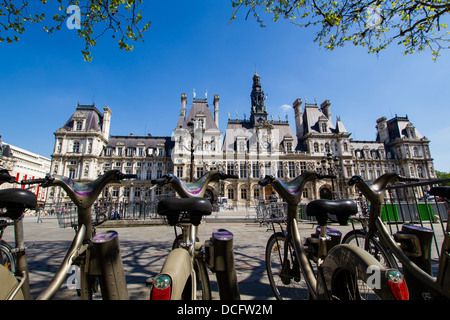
255 199 288 226
34 200 162 227
381 178 450 258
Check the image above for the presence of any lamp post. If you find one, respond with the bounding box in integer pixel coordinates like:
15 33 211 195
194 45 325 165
321 153 341 199
187 121 195 182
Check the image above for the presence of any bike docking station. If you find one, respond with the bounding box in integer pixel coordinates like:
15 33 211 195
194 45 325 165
204 229 240 300
89 230 128 299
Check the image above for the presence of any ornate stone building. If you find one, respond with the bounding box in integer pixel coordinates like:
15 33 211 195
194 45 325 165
47 74 436 207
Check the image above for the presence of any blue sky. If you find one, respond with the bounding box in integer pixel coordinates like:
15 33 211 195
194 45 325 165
1 1 450 172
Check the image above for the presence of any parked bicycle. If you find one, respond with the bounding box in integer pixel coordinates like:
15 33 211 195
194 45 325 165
0 169 22 277
149 170 241 300
0 169 135 300
347 173 450 299
260 171 409 300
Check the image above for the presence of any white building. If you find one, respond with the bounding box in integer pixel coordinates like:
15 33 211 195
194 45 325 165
47 73 436 207
0 135 51 202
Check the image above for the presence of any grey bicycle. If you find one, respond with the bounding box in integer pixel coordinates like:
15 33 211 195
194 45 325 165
348 173 450 300
0 169 135 300
149 170 241 300
260 171 409 300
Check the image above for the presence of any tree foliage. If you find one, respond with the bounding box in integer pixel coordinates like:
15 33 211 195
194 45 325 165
230 0 450 60
0 0 151 61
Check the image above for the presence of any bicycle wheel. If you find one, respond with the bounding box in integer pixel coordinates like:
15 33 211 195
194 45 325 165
342 230 398 269
325 244 402 300
0 241 16 273
266 232 308 300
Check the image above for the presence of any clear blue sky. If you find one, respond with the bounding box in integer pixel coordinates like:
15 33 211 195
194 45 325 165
1 1 450 172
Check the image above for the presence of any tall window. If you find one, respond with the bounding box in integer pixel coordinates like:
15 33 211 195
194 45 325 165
69 168 76 179
313 143 319 152
227 188 235 200
196 167 204 178
299 162 306 174
176 167 183 178
288 161 295 178
277 161 284 178
240 162 247 178
252 162 259 178
73 142 80 153
240 188 247 200
227 163 235 175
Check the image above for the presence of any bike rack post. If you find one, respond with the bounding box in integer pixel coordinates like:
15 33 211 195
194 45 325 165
207 229 240 300
90 231 129 300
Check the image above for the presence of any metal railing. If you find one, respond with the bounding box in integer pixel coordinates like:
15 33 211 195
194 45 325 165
381 178 450 258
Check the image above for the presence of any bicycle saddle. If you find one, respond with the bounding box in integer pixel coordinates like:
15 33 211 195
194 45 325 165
306 199 357 226
157 197 212 226
428 186 450 200
0 188 37 219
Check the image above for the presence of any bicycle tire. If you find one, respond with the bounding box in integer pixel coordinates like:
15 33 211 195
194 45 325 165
342 230 398 270
265 232 309 300
0 241 16 273
324 244 400 300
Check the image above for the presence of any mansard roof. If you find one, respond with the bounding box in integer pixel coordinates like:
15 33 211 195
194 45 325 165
107 135 174 150
302 103 335 134
176 98 218 130
387 115 424 140
62 103 104 132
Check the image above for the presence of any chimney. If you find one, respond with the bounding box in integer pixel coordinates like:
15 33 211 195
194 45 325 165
181 93 187 118
321 100 331 120
293 98 303 139
214 94 219 128
102 107 112 139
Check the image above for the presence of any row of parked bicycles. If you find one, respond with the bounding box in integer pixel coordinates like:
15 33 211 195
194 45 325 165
0 167 448 300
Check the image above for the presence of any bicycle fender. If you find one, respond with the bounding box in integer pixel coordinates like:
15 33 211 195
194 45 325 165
0 265 24 300
321 244 398 299
157 248 194 300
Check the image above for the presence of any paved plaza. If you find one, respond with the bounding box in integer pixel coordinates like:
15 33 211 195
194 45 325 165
0 210 327 300
1 210 445 301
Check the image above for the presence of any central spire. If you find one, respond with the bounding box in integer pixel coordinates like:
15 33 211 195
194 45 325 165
250 72 268 125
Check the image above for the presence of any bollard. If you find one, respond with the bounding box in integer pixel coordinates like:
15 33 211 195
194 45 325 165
90 231 128 300
208 229 240 300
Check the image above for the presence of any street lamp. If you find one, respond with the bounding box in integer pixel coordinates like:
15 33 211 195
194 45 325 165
187 121 195 182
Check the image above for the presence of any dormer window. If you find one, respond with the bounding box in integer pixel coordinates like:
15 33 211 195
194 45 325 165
76 121 83 131
321 123 327 133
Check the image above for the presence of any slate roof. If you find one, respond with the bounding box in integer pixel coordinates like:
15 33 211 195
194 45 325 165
176 98 218 130
62 104 104 132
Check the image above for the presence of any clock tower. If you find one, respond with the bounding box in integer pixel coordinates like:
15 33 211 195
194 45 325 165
250 72 268 126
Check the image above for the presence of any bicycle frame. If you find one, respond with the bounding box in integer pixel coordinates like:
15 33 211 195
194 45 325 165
17 170 134 300
349 173 450 299
261 171 406 300
150 171 240 300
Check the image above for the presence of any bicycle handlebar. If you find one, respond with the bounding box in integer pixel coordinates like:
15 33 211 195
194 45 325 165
21 178 50 185
347 172 419 206
0 169 16 185
258 171 331 205
151 170 237 198
21 170 136 209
